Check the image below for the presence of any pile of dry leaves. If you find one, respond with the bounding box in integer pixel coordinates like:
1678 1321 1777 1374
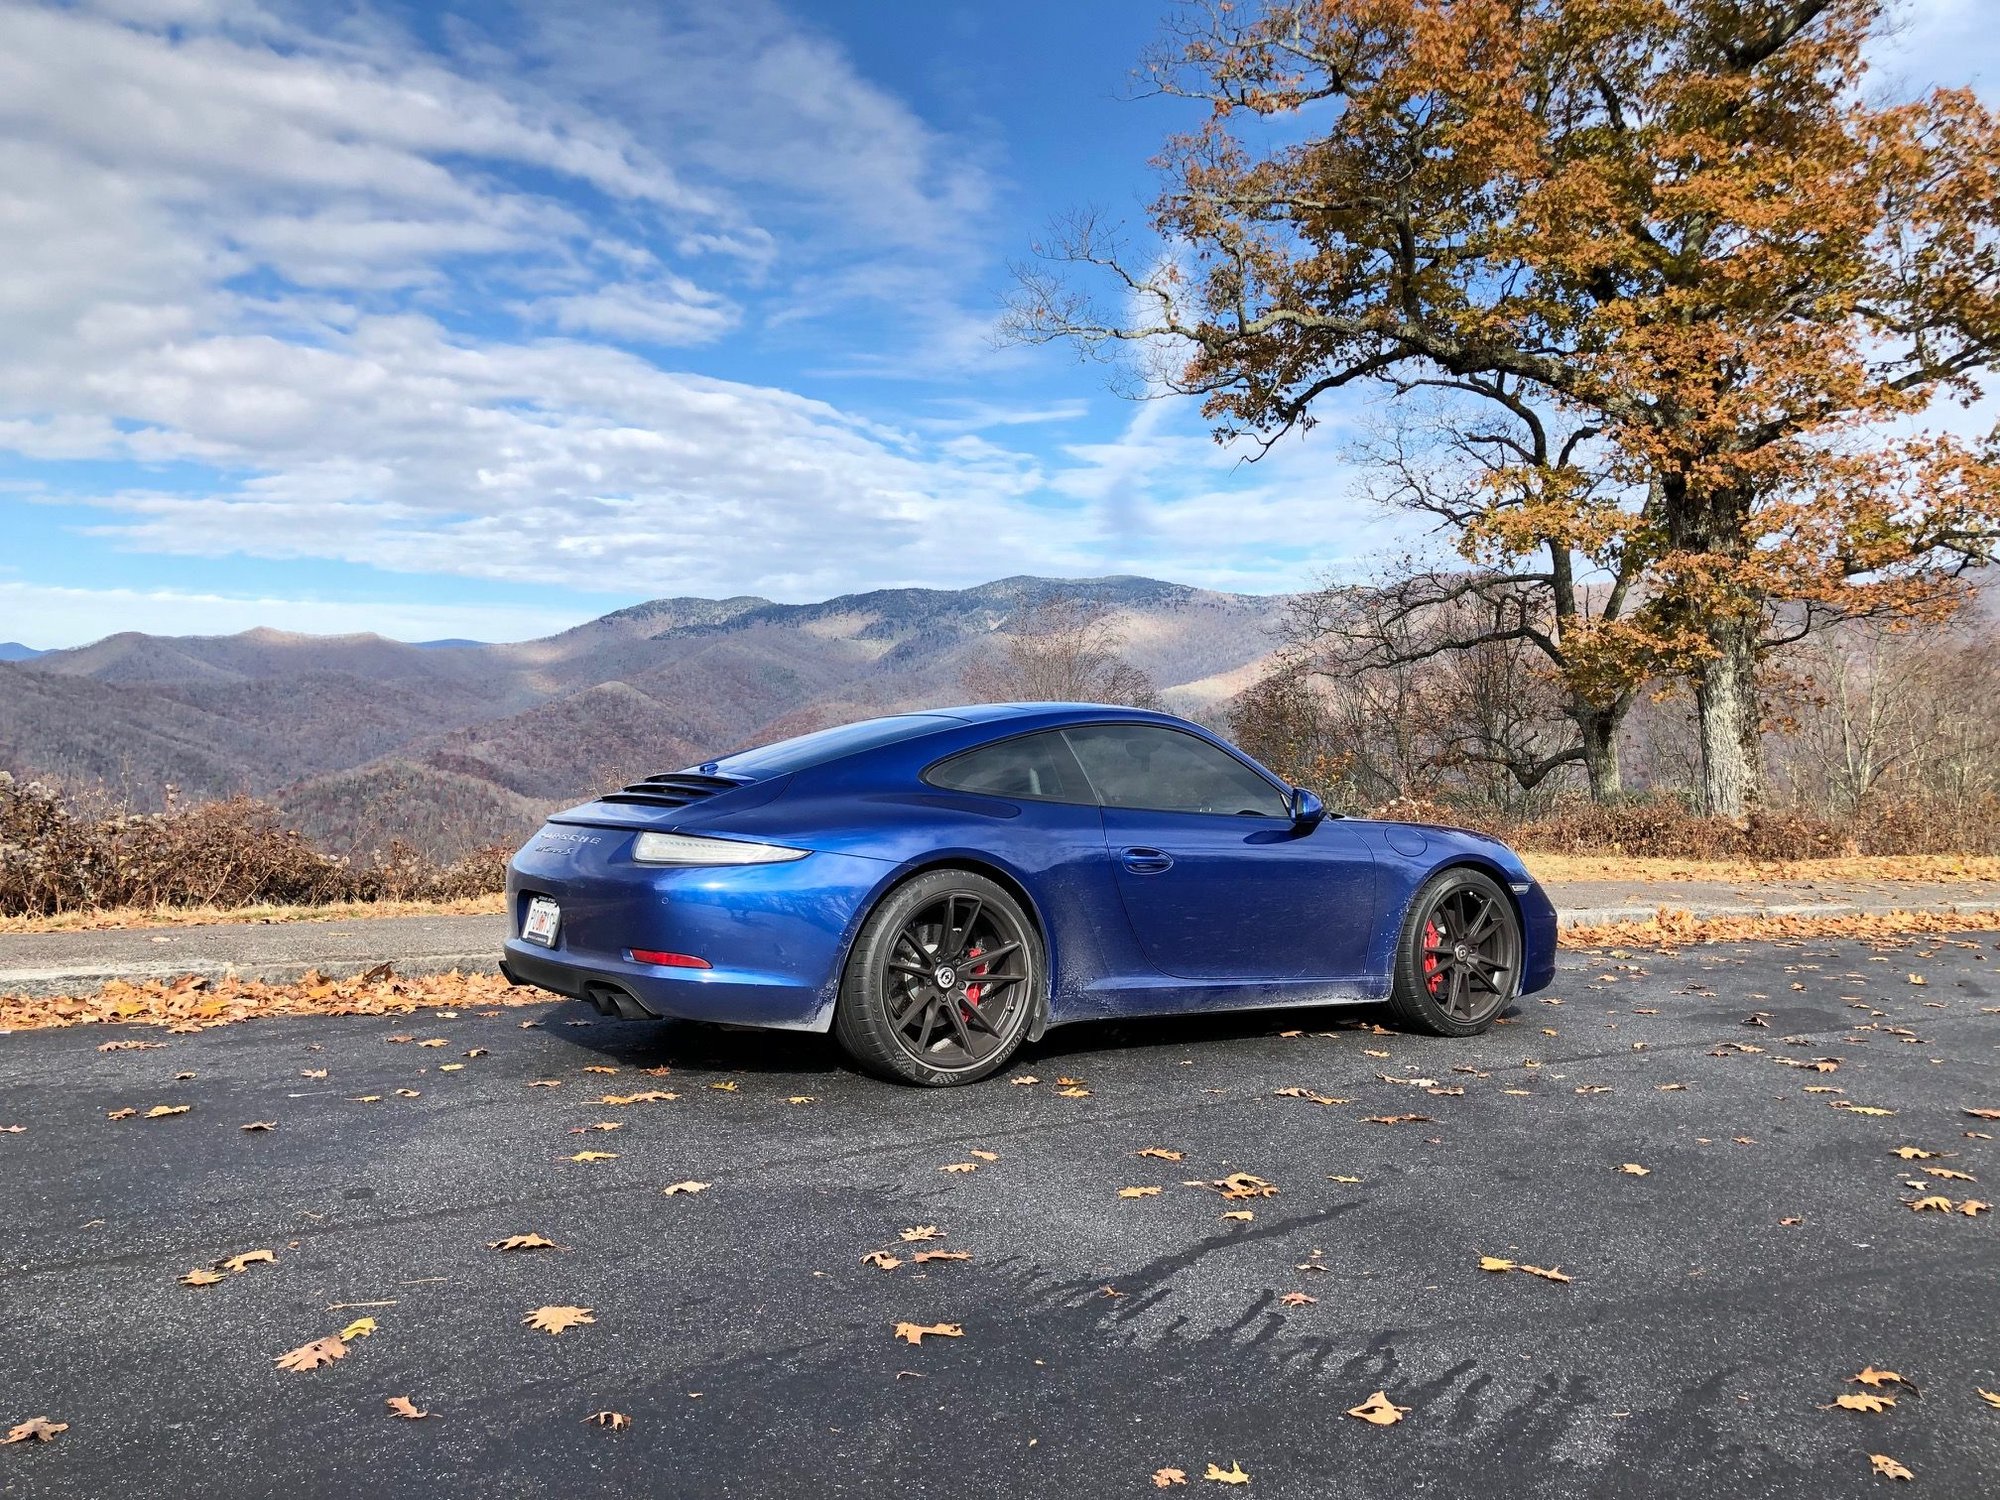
0 966 540 1033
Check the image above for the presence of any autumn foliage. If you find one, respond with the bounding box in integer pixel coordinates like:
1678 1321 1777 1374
1011 0 2000 814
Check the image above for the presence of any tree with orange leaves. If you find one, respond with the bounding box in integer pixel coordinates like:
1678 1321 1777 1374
1008 0 2000 814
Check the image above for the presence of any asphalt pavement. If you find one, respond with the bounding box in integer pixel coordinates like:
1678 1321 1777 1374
5 873 1997 996
4 933 1999 1497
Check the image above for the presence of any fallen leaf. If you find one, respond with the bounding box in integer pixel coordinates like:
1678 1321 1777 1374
385 1396 431 1420
339 1317 377 1341
143 1104 191 1119
860 1251 902 1271
1136 1148 1184 1161
417 1039 448 1049
524 1306 595 1336
488 1234 560 1252
1831 1102 1896 1116
1153 1469 1187 1488
1118 1186 1162 1199
940 1162 979 1173
899 1226 942 1242
1965 1108 2000 1121
1960 1198 1990 1216
1908 1195 1955 1212
583 1410 629 1431
1618 1164 1650 1176
787 1095 815 1105
969 1149 1000 1162
1010 1075 1039 1086
1923 1167 1977 1181
180 1267 226 1287
1851 1367 1909 1388
1214 1173 1277 1200
1346 1390 1410 1426
1203 1461 1251 1485
98 1040 167 1052
1056 1087 1091 1098
300 1069 328 1079
239 1121 276 1132
1479 1256 1516 1272
708 1080 739 1092
582 1065 618 1074
567 1151 617 1163
2 1417 66 1444
1827 1392 1896 1413
913 1250 970 1264
1361 1114 1432 1125
892 1321 963 1345
222 1249 276 1274
1220 1210 1254 1222
661 1180 710 1196
528 1080 562 1089
1893 1147 1939 1160
276 1336 348 1372
1977 1389 2000 1409
1519 1265 1572 1283
1869 1454 1913 1480
1279 1292 1317 1307
599 1090 676 1106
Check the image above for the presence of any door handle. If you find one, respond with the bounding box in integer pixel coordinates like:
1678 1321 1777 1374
1120 846 1174 875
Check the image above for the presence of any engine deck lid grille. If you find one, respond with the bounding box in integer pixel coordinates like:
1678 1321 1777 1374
597 771 748 809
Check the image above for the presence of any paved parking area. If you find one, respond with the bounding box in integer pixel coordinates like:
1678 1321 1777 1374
3 933 1998 1497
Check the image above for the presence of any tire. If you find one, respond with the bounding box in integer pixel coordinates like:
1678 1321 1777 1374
1386 867 1523 1037
833 870 1043 1086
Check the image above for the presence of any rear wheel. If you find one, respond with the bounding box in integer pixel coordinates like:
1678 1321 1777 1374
1386 868 1522 1037
833 870 1042 1086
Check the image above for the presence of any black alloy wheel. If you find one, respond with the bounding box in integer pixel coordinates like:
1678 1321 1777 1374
1387 867 1522 1036
835 870 1041 1085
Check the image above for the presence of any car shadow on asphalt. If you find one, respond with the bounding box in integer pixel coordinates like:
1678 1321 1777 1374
536 991 1524 1084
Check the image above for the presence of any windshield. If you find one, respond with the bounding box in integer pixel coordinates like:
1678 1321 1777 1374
704 713 964 778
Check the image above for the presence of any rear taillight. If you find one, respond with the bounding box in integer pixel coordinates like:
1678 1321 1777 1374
627 948 711 969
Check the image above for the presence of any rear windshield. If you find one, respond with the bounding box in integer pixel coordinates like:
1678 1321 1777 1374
705 714 963 778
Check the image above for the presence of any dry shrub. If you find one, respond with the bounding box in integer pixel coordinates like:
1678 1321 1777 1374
0 774 510 918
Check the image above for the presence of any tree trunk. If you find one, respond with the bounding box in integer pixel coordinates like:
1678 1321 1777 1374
1579 711 1623 801
1694 624 1763 817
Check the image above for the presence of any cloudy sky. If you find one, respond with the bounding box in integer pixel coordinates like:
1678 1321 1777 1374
0 0 1993 647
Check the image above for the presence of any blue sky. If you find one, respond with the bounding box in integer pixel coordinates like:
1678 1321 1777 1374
0 0 1993 647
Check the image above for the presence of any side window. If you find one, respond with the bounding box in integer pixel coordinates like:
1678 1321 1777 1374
925 731 1092 804
1064 724 1289 818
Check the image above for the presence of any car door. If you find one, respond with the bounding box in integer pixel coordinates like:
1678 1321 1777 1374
1062 723 1379 981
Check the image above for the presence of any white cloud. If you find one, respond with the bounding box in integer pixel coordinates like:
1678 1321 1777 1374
0 0 1393 629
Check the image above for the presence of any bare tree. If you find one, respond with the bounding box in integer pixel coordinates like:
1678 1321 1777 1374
961 598 1162 709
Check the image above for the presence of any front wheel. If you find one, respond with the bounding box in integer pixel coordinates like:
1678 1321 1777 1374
1386 868 1522 1037
833 870 1042 1086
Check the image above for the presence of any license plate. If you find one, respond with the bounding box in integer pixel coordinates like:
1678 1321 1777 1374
522 897 560 947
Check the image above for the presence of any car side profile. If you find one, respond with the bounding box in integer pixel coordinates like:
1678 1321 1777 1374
501 703 1557 1085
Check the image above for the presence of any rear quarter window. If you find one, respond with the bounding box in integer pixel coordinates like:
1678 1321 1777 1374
924 730 1093 804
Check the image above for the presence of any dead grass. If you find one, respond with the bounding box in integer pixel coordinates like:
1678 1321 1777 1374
0 892 507 936
1524 852 2000 885
1561 906 2000 952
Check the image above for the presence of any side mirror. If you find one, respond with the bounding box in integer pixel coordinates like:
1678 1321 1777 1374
1289 785 1327 832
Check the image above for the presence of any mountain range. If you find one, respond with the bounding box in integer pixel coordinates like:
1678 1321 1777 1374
0 576 1289 859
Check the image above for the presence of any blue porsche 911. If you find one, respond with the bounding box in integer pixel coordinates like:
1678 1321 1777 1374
501 703 1557 1086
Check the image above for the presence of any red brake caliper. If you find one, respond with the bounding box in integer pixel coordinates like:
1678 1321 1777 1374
1422 919 1443 995
963 944 984 1012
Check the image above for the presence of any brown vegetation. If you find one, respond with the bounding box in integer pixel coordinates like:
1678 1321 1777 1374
0 966 532 1033
0 774 508 919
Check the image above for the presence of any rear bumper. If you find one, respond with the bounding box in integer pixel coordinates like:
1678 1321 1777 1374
502 841 894 1032
500 939 830 1028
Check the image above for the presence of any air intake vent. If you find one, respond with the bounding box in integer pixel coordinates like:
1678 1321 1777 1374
598 772 746 809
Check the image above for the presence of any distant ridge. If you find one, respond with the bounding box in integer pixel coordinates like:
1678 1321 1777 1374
1 575 1290 860
0 642 42 661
